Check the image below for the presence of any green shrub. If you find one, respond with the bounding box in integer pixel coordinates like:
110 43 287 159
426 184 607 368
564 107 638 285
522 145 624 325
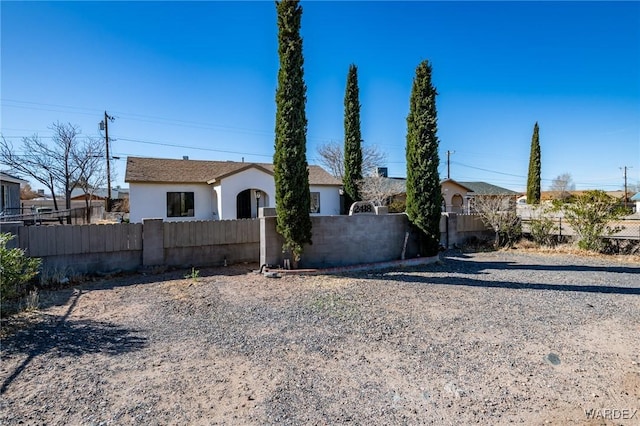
0 233 41 302
528 206 558 246
555 190 626 252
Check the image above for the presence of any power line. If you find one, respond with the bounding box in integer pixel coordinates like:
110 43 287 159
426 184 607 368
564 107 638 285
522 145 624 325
1 133 274 159
2 98 104 114
2 98 342 143
116 137 273 158
451 161 526 178
3 98 277 138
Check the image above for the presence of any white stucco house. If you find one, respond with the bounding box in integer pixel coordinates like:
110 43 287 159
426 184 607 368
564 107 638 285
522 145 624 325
125 156 342 223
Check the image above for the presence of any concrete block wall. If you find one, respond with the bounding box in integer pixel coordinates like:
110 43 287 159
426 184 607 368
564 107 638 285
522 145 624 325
38 251 143 277
261 213 420 269
165 243 258 268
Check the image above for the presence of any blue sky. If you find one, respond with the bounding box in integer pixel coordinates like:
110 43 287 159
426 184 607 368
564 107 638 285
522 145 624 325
2 1 639 192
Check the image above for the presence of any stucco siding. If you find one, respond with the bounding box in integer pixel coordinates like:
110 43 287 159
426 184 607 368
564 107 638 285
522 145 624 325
217 168 275 220
129 183 214 223
310 185 341 216
130 173 341 222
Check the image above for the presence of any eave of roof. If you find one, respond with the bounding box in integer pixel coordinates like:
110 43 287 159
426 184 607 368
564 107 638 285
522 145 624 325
125 156 341 186
207 164 274 184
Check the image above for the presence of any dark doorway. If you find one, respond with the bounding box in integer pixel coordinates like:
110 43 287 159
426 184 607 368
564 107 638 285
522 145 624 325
236 189 252 219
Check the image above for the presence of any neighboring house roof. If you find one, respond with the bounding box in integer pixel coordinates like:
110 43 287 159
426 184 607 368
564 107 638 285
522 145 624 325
0 172 28 185
443 179 519 196
381 177 407 194
125 156 341 186
630 192 640 201
70 187 129 199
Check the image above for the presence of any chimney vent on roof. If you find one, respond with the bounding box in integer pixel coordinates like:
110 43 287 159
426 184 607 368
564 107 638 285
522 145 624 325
183 156 189 160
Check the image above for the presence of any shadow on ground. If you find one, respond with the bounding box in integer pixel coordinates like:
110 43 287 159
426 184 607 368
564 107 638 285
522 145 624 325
14 262 261 314
0 290 147 395
340 251 640 296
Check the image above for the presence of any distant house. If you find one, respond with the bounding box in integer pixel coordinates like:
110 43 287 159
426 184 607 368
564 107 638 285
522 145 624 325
69 186 129 201
124 157 342 223
362 176 518 214
1 172 27 215
441 179 519 213
631 192 640 214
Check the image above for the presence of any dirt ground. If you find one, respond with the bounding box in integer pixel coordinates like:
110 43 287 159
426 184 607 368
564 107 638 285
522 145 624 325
1 250 639 425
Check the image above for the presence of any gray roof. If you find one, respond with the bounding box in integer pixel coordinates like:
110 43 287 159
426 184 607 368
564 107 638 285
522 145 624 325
455 181 519 196
0 172 28 184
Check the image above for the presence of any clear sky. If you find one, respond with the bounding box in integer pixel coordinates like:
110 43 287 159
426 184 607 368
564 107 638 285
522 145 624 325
2 1 639 193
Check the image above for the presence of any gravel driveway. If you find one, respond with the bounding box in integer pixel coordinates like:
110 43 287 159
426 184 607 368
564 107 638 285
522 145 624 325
1 250 639 425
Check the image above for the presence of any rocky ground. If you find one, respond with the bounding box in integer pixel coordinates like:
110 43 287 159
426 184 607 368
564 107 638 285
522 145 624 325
1 250 639 425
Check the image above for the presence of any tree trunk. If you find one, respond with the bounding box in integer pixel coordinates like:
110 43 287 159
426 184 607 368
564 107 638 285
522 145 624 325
84 196 91 224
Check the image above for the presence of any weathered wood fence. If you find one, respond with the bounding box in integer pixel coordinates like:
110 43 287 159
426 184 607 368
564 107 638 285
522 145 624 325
10 219 259 276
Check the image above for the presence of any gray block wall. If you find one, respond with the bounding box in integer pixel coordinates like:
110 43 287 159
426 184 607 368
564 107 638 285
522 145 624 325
261 213 420 269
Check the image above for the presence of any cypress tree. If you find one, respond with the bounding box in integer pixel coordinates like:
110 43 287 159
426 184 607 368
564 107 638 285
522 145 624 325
343 64 363 208
405 60 442 256
526 122 541 204
274 0 312 262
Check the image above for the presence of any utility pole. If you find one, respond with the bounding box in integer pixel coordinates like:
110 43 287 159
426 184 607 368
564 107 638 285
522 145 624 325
621 166 632 208
100 111 115 212
446 150 455 179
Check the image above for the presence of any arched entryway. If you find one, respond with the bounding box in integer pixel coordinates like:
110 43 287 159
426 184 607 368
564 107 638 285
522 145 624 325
236 189 267 219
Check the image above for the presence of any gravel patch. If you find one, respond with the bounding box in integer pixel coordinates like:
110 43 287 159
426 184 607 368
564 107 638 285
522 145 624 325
1 250 639 425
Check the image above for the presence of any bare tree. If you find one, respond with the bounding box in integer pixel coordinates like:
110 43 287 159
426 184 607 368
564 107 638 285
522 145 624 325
357 174 405 207
316 141 386 179
549 173 575 200
472 195 522 247
74 136 106 222
1 122 105 220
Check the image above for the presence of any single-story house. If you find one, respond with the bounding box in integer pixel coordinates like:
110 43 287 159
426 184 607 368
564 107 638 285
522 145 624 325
361 176 518 214
441 179 519 213
125 156 342 223
1 172 28 215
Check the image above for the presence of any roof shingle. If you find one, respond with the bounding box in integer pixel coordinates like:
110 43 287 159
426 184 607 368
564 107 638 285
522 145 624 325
125 157 340 186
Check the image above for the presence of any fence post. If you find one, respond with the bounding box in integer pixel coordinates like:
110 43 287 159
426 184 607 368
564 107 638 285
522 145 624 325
142 218 164 267
559 217 562 239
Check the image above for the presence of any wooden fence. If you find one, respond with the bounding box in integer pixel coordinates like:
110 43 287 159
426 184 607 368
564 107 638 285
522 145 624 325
13 219 260 275
19 223 143 257
163 219 259 248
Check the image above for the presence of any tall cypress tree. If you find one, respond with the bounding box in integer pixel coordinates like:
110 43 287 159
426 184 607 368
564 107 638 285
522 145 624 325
526 122 541 204
405 60 442 256
274 0 312 262
343 64 363 208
